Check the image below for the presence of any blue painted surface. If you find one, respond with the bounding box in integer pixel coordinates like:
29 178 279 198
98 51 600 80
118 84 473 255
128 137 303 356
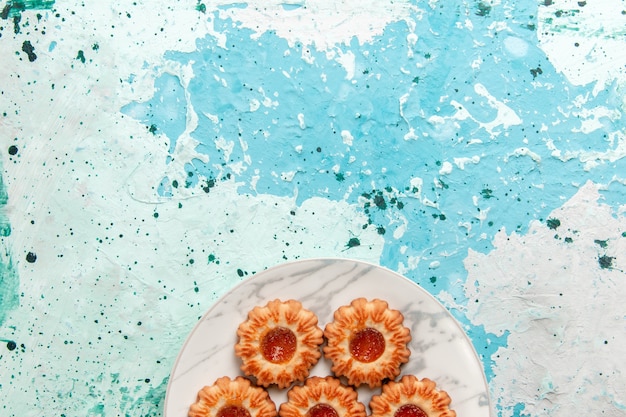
2 1 625 415
120 9 626 401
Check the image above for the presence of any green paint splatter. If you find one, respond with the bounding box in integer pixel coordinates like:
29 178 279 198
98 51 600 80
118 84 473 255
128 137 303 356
195 1 206 13
480 188 494 199
202 178 216 193
346 237 360 248
546 218 561 230
0 175 10 237
476 1 492 16
0 166 17 326
594 239 608 248
554 9 581 19
87 403 105 416
76 49 86 63
0 0 55 19
598 255 614 270
21 40 37 62
373 193 387 209
124 376 168 415
530 66 543 79
0 255 19 325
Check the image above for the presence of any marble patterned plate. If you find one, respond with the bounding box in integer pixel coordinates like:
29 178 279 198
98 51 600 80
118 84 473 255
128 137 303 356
164 258 492 417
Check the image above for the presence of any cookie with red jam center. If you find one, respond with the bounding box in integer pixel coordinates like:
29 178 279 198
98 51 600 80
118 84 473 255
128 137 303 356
369 375 456 417
188 376 277 417
323 298 411 388
279 376 366 417
236 299 324 388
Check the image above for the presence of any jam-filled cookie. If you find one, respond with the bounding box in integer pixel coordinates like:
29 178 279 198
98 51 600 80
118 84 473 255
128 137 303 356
188 376 277 417
323 298 411 387
235 299 324 388
369 375 456 417
279 376 366 417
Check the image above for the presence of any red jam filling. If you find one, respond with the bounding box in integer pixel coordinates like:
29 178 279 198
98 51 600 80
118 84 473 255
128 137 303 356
349 327 385 363
217 405 251 417
261 326 297 363
394 404 427 417
306 404 339 417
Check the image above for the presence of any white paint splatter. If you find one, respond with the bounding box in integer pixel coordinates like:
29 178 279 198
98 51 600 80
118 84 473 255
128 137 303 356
249 98 261 112
341 130 354 146
454 156 481 170
505 147 542 164
474 83 522 136
463 181 626 416
503 36 529 58
537 0 626 98
448 85 523 139
396 255 420 275
439 161 453 175
281 170 298 182
546 130 626 171
216 0 420 52
334 49 357 80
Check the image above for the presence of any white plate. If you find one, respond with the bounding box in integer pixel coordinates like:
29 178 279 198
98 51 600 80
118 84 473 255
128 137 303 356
164 258 492 416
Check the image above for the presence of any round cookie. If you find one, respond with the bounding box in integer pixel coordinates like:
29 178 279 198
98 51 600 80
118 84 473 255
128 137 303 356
279 376 366 417
236 299 324 388
189 376 277 417
369 375 456 417
323 298 411 387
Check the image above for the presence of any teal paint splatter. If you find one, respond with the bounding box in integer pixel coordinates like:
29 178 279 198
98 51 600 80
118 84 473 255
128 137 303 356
0 255 18 325
76 50 86 63
0 173 10 237
21 40 37 62
594 239 608 248
0 0 55 20
598 255 614 269
546 218 561 230
123 376 168 416
481 188 494 199
0 168 17 326
195 1 206 13
346 237 361 248
87 403 105 416
475 1 492 16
